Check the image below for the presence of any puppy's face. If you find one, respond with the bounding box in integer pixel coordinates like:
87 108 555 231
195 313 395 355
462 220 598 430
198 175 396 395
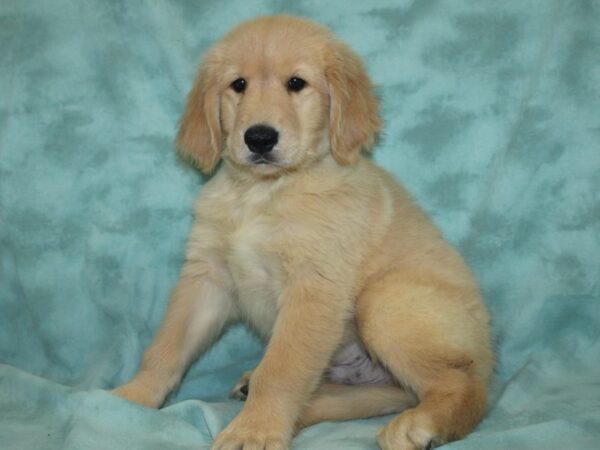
218 27 330 176
177 16 381 177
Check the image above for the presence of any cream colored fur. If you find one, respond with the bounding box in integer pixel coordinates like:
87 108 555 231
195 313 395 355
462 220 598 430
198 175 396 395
113 15 493 450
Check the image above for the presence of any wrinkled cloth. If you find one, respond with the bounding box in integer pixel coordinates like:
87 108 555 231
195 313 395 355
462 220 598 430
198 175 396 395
1 1 599 449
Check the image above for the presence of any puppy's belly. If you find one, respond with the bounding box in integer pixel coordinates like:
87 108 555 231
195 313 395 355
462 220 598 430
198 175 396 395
326 342 393 385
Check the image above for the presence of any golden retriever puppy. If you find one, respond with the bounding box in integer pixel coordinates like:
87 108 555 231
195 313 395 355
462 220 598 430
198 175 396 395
112 15 493 450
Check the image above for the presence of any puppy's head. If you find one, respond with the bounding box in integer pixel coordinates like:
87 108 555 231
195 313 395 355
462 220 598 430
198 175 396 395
177 16 381 176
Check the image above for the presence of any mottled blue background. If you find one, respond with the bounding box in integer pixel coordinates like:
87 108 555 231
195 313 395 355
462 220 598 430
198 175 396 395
1 1 599 449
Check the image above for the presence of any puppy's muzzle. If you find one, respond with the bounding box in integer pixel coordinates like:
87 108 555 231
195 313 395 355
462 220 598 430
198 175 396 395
244 125 279 155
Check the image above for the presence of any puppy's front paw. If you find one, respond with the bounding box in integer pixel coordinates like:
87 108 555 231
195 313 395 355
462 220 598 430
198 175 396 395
212 412 289 450
229 370 253 401
111 381 162 409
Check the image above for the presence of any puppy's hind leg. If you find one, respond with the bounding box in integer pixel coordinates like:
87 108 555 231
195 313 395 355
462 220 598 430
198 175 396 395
113 262 235 408
357 271 493 450
232 378 416 433
296 384 417 431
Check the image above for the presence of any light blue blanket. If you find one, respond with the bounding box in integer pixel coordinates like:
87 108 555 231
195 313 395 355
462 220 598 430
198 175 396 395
1 1 599 449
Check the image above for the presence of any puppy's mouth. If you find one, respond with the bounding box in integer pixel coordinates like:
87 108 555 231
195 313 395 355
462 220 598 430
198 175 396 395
247 152 283 168
227 148 291 175
250 153 278 166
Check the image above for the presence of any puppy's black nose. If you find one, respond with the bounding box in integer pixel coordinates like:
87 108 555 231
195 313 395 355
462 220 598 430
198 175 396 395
244 125 279 154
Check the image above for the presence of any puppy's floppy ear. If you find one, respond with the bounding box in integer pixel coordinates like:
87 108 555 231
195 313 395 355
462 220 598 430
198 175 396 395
326 41 381 165
176 54 221 173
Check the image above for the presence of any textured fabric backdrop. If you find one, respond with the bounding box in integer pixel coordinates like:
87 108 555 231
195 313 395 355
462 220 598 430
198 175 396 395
1 1 599 449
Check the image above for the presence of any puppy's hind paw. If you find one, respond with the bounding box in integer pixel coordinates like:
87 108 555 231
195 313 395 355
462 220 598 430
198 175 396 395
229 370 253 401
230 382 249 401
377 410 445 450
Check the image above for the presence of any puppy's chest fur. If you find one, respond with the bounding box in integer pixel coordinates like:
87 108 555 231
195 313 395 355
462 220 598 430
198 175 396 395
193 168 396 384
203 177 289 337
221 204 390 384
228 214 284 336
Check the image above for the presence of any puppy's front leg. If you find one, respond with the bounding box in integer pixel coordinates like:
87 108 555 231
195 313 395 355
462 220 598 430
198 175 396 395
113 261 234 408
213 277 349 450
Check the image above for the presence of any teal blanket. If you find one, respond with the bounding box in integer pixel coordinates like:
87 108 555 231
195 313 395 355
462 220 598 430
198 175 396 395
1 1 599 449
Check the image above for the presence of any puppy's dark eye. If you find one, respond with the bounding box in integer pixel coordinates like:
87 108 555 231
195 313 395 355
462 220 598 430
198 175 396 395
231 78 247 93
287 77 306 92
